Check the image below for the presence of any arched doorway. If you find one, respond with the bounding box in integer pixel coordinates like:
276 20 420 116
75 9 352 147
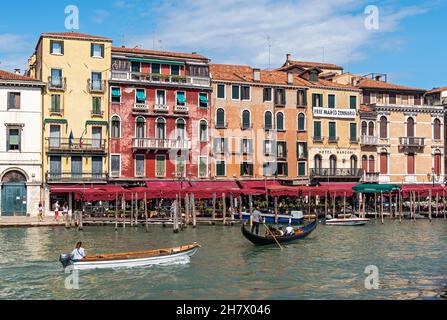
1 170 27 216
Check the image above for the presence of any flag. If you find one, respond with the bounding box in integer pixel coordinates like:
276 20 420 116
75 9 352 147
79 136 84 148
68 131 74 149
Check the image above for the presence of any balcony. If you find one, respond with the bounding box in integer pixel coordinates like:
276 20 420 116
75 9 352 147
174 105 189 113
132 138 191 151
49 108 64 116
328 136 339 143
45 138 107 154
111 71 211 88
310 168 363 178
133 103 149 112
313 136 324 143
363 172 380 183
46 171 108 182
154 104 169 113
88 79 106 93
360 135 379 146
399 137 425 152
47 77 66 91
91 109 104 117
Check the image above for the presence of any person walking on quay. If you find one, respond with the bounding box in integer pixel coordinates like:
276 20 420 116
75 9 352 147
251 207 264 235
38 202 44 222
54 201 60 222
62 202 69 223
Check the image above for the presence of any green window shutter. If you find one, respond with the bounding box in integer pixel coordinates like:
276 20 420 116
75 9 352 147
90 43 94 57
303 90 307 106
284 163 289 176
328 95 335 108
177 92 186 104
350 123 357 141
298 162 306 176
232 86 239 100
350 96 357 109
100 44 104 58
304 142 308 159
314 121 321 138
281 89 286 105
284 142 287 157
329 122 336 138
51 95 56 110
112 88 121 97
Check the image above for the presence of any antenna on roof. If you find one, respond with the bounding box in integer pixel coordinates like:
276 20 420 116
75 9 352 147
266 35 271 70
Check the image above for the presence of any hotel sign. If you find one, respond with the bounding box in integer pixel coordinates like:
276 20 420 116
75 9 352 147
313 107 357 119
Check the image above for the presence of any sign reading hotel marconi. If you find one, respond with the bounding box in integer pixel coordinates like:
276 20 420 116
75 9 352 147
313 107 357 119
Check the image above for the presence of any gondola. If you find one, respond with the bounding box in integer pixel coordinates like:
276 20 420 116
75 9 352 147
241 220 318 246
59 243 200 270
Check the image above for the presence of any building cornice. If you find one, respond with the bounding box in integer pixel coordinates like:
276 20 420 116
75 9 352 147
374 103 445 115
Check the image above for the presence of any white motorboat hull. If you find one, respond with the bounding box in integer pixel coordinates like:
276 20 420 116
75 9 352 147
325 218 370 226
72 247 199 271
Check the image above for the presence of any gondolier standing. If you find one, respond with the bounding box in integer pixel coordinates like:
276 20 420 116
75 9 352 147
251 207 263 235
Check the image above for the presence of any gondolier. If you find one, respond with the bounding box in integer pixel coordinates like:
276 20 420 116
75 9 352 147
251 207 263 235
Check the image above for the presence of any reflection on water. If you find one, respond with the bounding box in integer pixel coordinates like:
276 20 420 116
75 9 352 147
0 220 446 300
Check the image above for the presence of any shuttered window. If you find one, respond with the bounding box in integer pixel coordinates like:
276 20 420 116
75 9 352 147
156 156 165 177
380 153 388 174
407 154 415 175
298 162 306 177
298 113 306 131
329 122 336 140
328 94 335 108
263 88 272 102
297 142 308 159
8 92 20 110
264 111 273 130
350 123 357 142
313 121 321 139
380 116 388 139
350 96 357 109
217 84 225 99
51 94 61 112
216 161 226 176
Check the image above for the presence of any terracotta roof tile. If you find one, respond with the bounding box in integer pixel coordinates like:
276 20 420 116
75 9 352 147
279 60 344 71
210 64 359 91
0 69 39 82
41 32 112 41
358 78 425 92
426 86 447 95
112 47 209 61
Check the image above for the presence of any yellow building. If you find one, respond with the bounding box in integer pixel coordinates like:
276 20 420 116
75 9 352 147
28 32 112 208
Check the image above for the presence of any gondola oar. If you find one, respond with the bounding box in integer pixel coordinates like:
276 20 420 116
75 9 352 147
262 221 283 250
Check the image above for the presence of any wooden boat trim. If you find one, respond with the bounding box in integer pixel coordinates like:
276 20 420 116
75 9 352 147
79 243 200 262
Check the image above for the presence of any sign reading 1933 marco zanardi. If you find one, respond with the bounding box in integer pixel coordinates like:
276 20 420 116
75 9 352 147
313 107 357 119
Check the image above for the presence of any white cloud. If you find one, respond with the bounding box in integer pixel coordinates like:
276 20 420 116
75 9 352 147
126 0 430 70
91 9 111 24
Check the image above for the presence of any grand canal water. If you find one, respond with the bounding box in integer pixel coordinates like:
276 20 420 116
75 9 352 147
0 220 446 300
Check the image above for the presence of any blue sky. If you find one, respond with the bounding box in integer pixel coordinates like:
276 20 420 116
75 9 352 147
0 0 445 89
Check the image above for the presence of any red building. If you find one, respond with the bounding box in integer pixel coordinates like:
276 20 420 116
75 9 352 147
109 47 212 184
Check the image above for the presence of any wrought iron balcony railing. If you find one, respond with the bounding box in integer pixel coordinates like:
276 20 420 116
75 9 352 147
310 168 364 178
47 77 66 91
111 71 211 88
46 171 108 182
46 138 107 154
91 109 104 117
49 108 64 116
87 79 106 93
132 138 191 150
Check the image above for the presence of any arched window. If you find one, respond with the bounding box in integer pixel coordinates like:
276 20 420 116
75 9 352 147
350 155 358 173
242 110 251 129
314 155 322 175
276 112 284 131
361 121 367 136
156 117 166 140
1 170 27 183
362 155 368 172
368 156 375 173
380 116 387 139
368 121 375 136
200 120 208 142
298 113 306 131
111 116 121 138
176 118 186 140
264 111 273 130
329 155 337 175
135 117 145 139
216 108 225 128
434 150 442 176
434 118 441 140
407 117 415 137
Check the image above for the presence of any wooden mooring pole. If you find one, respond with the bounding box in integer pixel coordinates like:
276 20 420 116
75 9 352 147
144 192 149 232
212 193 216 225
191 193 197 228
173 196 179 233
274 196 278 224
222 193 227 225
115 193 118 231
429 189 432 222
380 192 384 224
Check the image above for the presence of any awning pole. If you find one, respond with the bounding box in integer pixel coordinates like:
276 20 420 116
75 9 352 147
185 193 190 226
122 193 126 229
130 193 134 227
436 192 439 218
239 195 243 221
135 192 139 226
230 193 235 222
249 194 253 227
222 193 227 225
343 192 346 219
274 196 278 224
115 192 118 231
191 193 197 228
212 193 216 224
374 193 377 219
429 189 432 222
144 192 149 232
399 191 403 222
443 189 446 220
324 192 328 219
333 192 336 219
380 192 384 224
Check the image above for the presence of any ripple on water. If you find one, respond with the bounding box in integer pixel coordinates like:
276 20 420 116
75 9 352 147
0 221 446 299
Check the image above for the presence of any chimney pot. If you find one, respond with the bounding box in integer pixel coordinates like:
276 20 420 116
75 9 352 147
14 69 21 75
253 68 261 82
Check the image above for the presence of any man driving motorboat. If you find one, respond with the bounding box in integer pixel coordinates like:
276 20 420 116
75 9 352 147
71 241 86 261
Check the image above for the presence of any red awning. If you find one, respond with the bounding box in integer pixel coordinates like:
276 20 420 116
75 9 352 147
238 180 281 189
401 184 445 197
318 183 359 197
50 185 92 194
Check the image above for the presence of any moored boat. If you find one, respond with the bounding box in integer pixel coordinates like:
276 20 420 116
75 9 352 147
241 220 317 246
325 217 370 226
237 211 304 225
59 243 201 270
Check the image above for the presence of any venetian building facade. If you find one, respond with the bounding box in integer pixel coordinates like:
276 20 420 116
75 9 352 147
335 73 444 184
27 32 112 210
108 47 212 183
209 64 309 185
0 70 44 216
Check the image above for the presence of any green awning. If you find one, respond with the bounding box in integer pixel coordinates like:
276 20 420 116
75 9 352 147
353 184 401 194
86 120 108 126
136 90 146 101
177 92 186 104
112 88 121 97
129 57 185 66
199 94 209 103
44 118 68 125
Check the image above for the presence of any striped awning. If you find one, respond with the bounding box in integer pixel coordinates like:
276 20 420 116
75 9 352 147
129 57 184 66
44 118 68 125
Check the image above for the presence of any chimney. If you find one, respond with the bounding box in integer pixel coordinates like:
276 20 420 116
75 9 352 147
253 68 261 82
375 75 382 82
286 53 292 62
14 69 21 75
287 72 294 85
